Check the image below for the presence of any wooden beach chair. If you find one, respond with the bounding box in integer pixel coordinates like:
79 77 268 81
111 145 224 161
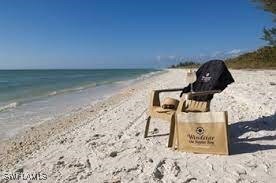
143 88 220 147
144 60 234 150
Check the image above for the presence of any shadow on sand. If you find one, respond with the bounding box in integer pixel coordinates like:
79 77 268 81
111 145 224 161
147 133 170 138
230 114 276 155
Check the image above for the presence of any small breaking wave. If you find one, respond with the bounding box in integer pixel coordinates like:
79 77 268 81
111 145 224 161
0 102 19 112
48 91 58 96
47 83 98 97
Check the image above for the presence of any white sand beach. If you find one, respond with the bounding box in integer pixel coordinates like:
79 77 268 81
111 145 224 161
0 69 276 183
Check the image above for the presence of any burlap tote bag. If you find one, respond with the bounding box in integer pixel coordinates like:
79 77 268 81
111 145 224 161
174 111 229 155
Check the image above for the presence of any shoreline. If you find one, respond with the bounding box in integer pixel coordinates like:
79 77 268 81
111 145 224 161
0 69 164 140
0 69 275 182
0 70 167 171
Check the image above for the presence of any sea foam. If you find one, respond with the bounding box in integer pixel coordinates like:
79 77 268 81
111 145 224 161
0 102 18 112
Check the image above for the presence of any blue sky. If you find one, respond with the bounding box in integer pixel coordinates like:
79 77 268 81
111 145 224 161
0 0 274 69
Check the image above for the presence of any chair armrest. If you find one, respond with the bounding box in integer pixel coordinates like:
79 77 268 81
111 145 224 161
155 88 183 93
150 88 183 107
150 90 161 107
186 90 221 99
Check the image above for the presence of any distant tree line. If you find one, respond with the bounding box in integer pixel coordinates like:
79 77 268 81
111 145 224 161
170 61 200 68
170 46 276 69
225 46 276 69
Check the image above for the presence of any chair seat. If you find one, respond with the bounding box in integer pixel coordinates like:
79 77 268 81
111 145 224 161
148 106 176 121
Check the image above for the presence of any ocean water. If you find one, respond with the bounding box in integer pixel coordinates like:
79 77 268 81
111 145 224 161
0 69 159 139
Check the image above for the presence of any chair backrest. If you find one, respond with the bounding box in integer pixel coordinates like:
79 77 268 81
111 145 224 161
177 98 210 113
180 60 234 101
184 100 210 112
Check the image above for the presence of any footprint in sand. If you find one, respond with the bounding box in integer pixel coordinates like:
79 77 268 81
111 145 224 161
153 159 181 181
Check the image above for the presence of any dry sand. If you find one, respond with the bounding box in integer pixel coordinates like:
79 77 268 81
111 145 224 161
0 69 276 183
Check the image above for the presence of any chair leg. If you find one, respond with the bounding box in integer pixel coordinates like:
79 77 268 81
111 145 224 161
168 114 176 147
172 115 179 150
144 116 151 138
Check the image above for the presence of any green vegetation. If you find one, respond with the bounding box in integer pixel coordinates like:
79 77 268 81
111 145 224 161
170 46 276 69
170 61 200 68
253 0 276 46
225 46 276 69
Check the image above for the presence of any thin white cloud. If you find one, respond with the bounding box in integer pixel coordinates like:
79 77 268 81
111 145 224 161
227 49 241 55
208 49 244 59
156 55 161 61
155 49 245 67
168 55 176 60
154 55 178 68
211 51 221 57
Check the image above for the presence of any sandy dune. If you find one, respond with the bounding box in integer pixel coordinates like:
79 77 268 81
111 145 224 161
0 69 276 183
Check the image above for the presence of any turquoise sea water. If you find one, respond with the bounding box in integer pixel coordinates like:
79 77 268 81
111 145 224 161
0 69 160 139
0 69 156 111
